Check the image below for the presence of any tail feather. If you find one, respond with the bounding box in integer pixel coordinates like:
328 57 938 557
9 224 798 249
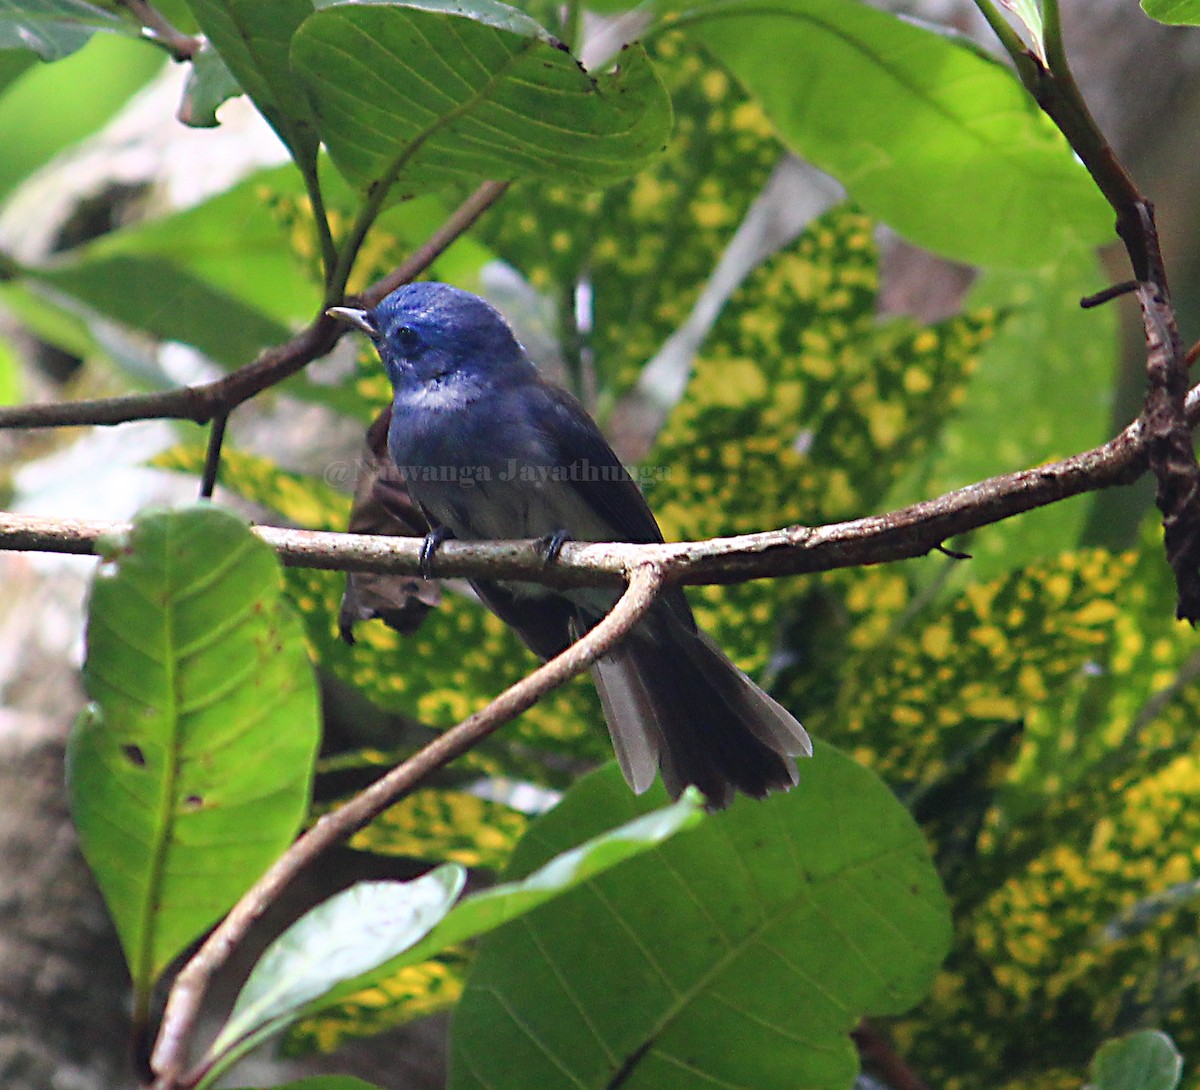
592 625 810 808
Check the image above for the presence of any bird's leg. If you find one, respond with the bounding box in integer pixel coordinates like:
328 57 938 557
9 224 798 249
419 525 455 579
535 529 572 566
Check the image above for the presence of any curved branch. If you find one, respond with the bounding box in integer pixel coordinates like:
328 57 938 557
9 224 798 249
149 563 667 1089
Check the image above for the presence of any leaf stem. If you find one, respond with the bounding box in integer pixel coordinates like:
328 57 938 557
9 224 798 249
116 0 202 61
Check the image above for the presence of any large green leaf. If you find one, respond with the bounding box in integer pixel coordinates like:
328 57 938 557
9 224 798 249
68 505 321 1005
452 750 951 1090
0 32 162 199
37 254 292 367
669 0 1111 268
292 0 672 198
0 0 129 59
179 0 319 168
206 791 703 1072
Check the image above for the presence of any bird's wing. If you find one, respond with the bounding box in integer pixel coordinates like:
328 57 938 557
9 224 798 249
524 380 665 546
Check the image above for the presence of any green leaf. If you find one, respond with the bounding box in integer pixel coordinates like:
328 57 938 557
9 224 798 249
915 240 1118 576
209 870 468 1064
291 0 672 197
673 0 1111 267
38 254 292 367
179 0 319 168
1088 1031 1184 1090
452 750 951 1090
0 33 162 200
0 332 21 404
68 505 321 1004
478 33 783 400
210 791 702 1067
0 0 128 60
1141 0 1200 25
177 39 242 127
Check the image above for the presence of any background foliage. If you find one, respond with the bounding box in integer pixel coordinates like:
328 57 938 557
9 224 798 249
0 1 1197 1089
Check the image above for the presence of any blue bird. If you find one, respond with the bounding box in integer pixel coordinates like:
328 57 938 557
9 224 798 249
329 282 811 807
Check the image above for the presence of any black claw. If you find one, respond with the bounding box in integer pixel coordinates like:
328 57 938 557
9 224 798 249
536 529 572 566
419 526 454 579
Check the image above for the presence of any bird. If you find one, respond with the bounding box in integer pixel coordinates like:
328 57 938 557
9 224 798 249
328 282 811 808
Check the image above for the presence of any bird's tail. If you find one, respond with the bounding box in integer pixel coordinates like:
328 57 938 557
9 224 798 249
591 625 811 809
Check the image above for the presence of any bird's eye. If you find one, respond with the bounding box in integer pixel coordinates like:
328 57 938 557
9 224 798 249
394 325 421 352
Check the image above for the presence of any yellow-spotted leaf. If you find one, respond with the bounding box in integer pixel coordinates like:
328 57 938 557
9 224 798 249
348 789 529 869
285 948 471 1055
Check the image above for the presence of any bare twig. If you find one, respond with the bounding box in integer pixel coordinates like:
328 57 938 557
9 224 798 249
357 180 509 309
149 563 667 1088
3 382 1196 586
117 0 203 61
198 413 227 500
0 181 509 433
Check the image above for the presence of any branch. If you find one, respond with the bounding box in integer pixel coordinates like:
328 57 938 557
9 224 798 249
0 181 509 432
4 383 1197 586
973 0 1200 621
149 563 667 1089
117 0 202 61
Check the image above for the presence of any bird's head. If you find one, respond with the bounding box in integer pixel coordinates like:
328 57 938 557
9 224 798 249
328 282 527 393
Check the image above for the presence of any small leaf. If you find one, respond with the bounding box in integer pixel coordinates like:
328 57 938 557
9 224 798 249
1088 1031 1183 1090
1000 0 1046 63
210 870 468 1062
68 505 321 1006
177 39 242 127
180 0 319 168
292 0 672 198
1141 0 1200 25
0 0 129 60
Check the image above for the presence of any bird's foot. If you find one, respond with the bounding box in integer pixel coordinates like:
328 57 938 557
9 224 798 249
535 529 572 566
419 526 454 579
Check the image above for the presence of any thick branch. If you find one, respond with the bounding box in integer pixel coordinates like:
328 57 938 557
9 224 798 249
149 563 667 1089
3 383 1195 587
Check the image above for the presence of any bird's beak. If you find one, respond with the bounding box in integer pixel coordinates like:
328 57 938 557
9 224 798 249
326 306 378 337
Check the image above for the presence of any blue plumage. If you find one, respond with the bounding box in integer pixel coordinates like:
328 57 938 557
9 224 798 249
330 282 811 807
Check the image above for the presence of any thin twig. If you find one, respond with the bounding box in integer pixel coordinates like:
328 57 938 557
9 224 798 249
117 0 202 61
3 382 1196 586
358 180 509 308
149 563 666 1088
198 413 227 499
